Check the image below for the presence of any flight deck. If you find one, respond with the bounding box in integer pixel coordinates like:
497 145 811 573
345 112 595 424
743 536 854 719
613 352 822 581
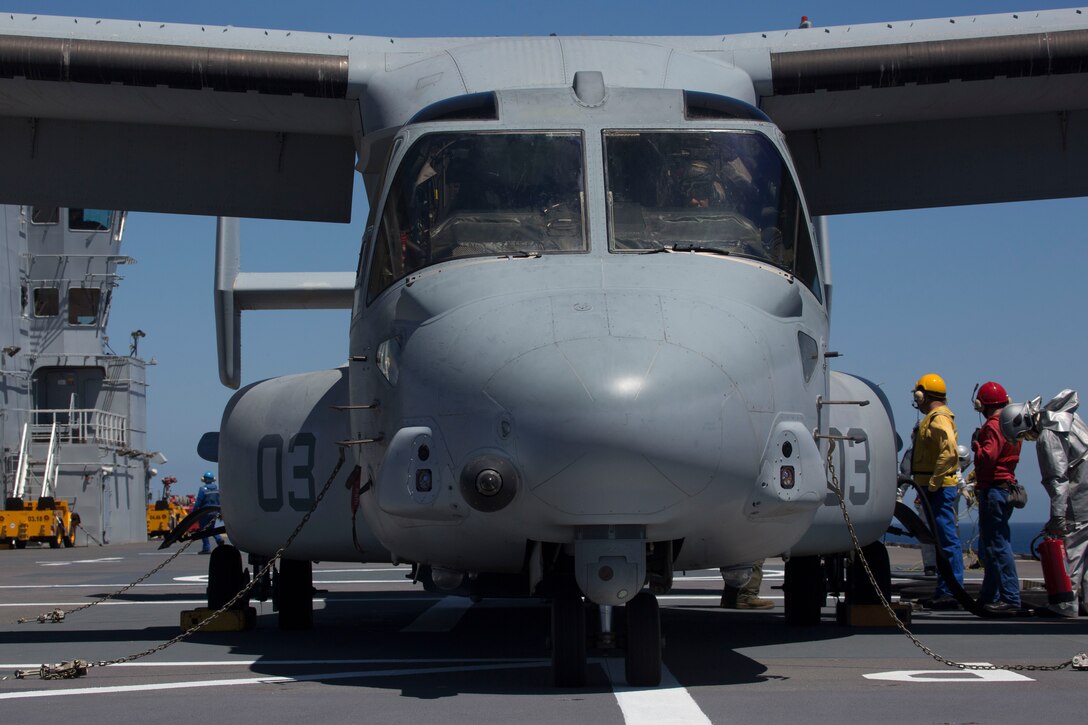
1 542 1085 724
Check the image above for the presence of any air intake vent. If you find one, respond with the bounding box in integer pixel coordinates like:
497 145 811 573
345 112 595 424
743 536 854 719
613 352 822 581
684 91 769 122
408 92 499 124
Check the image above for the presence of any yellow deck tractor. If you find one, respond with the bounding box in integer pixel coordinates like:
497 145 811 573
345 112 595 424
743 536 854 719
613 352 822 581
3 423 78 549
1 497 77 549
147 477 191 538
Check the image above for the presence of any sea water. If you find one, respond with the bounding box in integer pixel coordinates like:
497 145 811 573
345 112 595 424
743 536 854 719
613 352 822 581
883 520 1047 556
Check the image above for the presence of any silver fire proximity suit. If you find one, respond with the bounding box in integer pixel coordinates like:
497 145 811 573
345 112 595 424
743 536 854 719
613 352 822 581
1035 390 1088 617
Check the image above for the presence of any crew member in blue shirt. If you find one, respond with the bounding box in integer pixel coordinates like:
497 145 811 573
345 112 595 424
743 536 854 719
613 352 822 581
194 471 225 554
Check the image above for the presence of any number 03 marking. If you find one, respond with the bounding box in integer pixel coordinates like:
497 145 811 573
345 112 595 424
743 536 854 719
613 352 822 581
256 433 317 512
829 426 871 504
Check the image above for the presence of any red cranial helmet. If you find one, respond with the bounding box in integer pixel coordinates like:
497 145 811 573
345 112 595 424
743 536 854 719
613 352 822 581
975 381 1009 409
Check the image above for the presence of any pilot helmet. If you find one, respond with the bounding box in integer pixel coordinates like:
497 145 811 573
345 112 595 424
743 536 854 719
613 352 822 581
683 159 724 204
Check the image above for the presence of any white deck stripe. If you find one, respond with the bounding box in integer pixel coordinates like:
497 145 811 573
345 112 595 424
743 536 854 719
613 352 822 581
0 580 418 589
0 661 544 700
1 600 205 607
0 596 444 609
605 659 711 725
1 595 775 608
3 655 713 725
0 657 540 669
401 597 475 632
864 662 1034 683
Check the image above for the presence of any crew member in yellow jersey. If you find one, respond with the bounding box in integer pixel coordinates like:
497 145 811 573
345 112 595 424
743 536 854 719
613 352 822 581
910 374 964 610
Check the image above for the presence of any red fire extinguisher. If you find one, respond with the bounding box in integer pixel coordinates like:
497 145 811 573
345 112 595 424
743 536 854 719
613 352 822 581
1038 536 1075 614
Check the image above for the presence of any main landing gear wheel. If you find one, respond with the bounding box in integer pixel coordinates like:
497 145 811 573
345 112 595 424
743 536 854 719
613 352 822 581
625 591 662 687
207 545 249 611
848 541 891 606
784 555 825 626
275 558 313 630
551 587 587 687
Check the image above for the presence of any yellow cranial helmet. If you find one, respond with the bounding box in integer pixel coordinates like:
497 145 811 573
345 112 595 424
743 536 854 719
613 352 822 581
914 373 947 402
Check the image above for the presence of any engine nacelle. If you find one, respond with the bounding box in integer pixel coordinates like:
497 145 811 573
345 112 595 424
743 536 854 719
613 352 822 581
788 371 899 556
217 367 389 562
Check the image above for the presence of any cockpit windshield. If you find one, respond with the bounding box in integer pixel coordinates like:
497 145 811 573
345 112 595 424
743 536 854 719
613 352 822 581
367 131 586 303
603 130 822 298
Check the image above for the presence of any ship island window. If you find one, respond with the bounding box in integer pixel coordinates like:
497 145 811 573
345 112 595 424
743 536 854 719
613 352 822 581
68 288 101 325
367 130 587 304
68 209 111 232
604 129 822 301
33 288 59 317
30 206 59 225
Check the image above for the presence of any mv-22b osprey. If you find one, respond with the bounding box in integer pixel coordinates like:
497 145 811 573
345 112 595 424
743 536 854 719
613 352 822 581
3 8 1088 686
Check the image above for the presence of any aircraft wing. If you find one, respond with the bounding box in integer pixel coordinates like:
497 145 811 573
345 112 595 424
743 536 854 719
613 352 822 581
2 9 1088 219
726 8 1088 214
0 15 379 221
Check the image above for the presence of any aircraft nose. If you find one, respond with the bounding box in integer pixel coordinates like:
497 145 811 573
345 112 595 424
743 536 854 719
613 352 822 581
484 334 761 517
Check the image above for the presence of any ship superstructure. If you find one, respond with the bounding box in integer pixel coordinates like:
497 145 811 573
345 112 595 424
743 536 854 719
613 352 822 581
1 205 159 546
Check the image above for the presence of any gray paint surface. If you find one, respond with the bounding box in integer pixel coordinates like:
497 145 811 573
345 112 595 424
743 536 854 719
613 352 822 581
1 9 1087 218
1 205 157 544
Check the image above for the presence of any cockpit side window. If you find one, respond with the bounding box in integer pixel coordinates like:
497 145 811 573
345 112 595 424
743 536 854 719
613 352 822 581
604 130 822 301
366 131 586 304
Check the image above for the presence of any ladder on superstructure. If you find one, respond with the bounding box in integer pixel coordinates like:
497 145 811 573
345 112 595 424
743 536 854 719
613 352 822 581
11 419 60 501
11 422 30 500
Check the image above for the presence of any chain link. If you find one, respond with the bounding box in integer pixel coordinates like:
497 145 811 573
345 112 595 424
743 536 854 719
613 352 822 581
825 447 1076 672
16 540 194 625
18 444 1076 675
87 448 347 669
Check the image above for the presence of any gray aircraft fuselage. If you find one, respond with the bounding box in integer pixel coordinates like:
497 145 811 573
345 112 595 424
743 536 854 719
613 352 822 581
221 82 897 608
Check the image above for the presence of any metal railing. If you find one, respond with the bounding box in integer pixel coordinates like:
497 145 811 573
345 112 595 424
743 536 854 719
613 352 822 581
28 408 128 449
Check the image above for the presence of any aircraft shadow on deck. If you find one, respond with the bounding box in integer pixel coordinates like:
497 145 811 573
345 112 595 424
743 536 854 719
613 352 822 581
207 594 867 695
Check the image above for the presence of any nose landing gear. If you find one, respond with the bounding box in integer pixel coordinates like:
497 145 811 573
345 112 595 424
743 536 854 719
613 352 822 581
624 591 662 687
549 587 663 688
550 529 667 687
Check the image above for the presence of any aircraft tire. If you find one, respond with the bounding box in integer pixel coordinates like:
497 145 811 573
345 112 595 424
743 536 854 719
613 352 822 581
784 555 824 625
848 542 890 606
207 544 249 610
551 587 586 687
276 558 313 630
624 591 662 687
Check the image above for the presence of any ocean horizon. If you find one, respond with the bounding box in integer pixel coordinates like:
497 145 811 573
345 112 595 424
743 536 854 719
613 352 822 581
883 520 1047 557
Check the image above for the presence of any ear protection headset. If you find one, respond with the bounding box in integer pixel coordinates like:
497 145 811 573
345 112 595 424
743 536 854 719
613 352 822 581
972 382 982 412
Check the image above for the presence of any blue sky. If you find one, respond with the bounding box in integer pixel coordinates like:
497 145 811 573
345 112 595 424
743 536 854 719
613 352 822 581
4 1 1083 527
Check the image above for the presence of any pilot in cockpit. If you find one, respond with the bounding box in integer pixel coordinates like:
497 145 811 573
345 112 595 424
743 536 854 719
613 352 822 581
684 159 727 208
